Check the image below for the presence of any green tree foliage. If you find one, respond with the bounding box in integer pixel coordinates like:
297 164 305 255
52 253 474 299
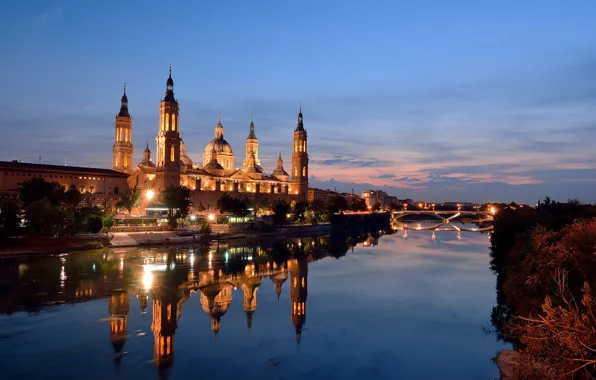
197 202 206 212
103 215 114 231
199 220 212 241
116 186 141 214
372 202 382 211
329 195 349 213
87 216 104 234
161 186 193 228
293 201 309 224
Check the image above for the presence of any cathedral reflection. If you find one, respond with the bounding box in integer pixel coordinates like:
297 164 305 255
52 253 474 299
0 231 387 373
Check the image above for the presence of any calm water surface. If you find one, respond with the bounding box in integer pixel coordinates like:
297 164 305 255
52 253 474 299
0 225 508 379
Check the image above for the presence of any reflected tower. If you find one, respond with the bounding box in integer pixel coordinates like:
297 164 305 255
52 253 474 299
108 290 130 362
270 261 288 301
288 258 308 342
151 287 182 369
242 273 261 331
200 283 233 337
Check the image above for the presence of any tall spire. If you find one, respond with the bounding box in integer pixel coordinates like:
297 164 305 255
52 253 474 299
163 66 176 102
215 113 224 139
247 113 257 139
118 83 130 117
295 105 304 132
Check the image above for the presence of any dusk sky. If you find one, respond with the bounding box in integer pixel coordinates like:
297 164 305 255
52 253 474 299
1 0 595 203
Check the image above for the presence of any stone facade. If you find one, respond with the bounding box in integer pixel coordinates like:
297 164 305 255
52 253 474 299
0 160 128 209
123 68 308 214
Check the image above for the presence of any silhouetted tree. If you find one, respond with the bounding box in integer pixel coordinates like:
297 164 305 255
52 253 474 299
116 185 141 214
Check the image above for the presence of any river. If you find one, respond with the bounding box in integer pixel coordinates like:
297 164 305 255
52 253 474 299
0 223 509 379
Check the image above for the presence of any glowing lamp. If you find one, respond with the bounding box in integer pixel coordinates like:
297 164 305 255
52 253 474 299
208 214 215 221
146 189 155 201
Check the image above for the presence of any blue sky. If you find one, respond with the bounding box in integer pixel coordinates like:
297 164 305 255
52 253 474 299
1 0 595 203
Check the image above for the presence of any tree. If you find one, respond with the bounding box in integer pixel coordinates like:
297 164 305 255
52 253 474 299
272 201 290 226
293 201 309 224
116 186 141 214
161 186 193 228
19 177 65 206
329 195 348 214
199 220 212 241
24 198 61 237
87 216 103 234
63 189 82 210
0 195 21 238
351 198 367 211
103 214 114 231
372 202 382 212
197 202 206 212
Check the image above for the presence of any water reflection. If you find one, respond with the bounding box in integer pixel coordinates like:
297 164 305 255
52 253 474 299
0 225 506 379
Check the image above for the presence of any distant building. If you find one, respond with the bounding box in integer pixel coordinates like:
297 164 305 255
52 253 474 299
361 190 388 208
0 160 128 209
309 187 360 206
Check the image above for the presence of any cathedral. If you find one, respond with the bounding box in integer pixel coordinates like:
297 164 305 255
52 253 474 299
112 68 309 212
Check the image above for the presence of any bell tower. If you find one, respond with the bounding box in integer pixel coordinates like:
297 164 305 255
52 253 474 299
291 106 308 201
243 113 261 169
155 66 181 190
112 85 134 174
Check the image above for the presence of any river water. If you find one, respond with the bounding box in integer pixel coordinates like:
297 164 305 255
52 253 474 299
0 224 508 379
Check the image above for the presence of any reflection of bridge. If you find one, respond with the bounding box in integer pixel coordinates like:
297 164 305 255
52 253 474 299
392 210 494 232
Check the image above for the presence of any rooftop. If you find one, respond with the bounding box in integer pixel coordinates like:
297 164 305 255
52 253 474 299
0 161 129 177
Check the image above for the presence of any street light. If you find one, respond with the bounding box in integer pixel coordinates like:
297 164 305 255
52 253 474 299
146 189 155 201
208 214 215 221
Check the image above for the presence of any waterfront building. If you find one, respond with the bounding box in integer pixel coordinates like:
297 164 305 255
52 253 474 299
0 160 128 209
124 68 309 213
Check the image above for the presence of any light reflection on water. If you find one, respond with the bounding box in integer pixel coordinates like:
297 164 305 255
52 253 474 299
0 224 507 379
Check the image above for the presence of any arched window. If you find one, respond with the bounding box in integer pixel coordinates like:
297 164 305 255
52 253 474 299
303 141 306 152
161 113 165 131
294 142 298 152
165 114 170 131
302 166 306 177
123 155 128 167
294 167 298 176
172 114 177 131
170 146 174 162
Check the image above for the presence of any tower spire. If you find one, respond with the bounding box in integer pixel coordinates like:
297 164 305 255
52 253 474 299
218 112 221 124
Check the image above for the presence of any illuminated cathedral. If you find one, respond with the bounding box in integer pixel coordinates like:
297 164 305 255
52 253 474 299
112 67 309 212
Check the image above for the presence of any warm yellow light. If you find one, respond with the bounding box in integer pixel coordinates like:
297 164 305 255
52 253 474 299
490 206 496 215
142 270 153 290
146 189 155 201
208 214 215 221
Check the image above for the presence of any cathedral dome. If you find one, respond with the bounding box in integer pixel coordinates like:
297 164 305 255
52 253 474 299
180 140 194 167
205 138 233 155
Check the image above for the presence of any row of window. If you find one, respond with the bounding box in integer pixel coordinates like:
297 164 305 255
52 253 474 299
161 112 178 132
294 140 307 152
3 172 114 181
294 166 307 177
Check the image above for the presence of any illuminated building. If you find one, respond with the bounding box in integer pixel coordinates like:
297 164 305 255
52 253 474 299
124 68 309 213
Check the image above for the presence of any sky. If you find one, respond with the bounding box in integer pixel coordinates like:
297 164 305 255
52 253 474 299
0 0 595 204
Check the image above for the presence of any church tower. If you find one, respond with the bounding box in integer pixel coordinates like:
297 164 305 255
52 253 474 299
108 290 130 363
291 107 308 201
288 256 308 342
112 85 134 174
243 114 261 169
155 66 181 190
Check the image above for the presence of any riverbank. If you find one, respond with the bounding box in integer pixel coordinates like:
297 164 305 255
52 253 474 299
110 224 332 247
0 224 332 255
